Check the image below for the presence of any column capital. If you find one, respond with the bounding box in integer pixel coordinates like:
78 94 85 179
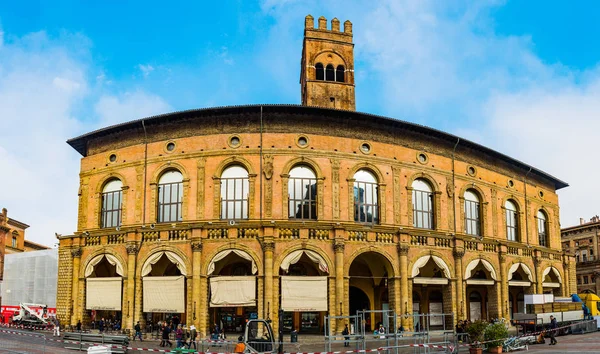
453 249 465 259
126 244 138 255
71 247 83 258
262 241 275 252
397 244 409 256
334 242 345 253
191 242 203 252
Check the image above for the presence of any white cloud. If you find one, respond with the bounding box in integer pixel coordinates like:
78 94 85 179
138 64 155 77
94 91 171 128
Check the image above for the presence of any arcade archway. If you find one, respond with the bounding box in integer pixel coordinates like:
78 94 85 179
85 254 125 327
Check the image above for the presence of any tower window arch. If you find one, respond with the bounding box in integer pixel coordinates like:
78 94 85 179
464 189 481 236
505 200 519 241
537 210 548 247
325 64 335 81
336 65 345 82
315 63 324 81
412 178 434 229
157 170 183 223
288 165 317 220
101 179 123 228
353 170 379 224
220 165 249 220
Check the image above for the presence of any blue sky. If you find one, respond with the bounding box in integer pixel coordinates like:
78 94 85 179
1 1 599 245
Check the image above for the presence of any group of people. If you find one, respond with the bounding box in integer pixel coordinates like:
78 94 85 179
158 322 199 349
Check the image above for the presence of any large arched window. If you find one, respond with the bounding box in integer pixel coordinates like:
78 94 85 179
464 190 481 236
315 63 324 80
505 200 518 241
325 64 335 81
412 179 433 229
353 170 378 224
101 179 123 228
288 166 317 220
336 65 345 82
537 210 548 247
157 170 183 223
220 165 249 220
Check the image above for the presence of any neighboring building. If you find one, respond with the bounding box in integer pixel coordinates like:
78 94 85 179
57 15 574 336
0 249 58 323
561 216 600 294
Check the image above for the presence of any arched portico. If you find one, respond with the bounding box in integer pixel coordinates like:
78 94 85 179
464 258 499 321
411 255 453 328
84 254 126 327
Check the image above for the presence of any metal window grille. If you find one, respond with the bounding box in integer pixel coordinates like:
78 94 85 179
464 200 481 236
157 181 183 223
101 190 122 228
288 177 317 219
220 177 249 220
506 209 518 241
413 189 433 229
538 218 547 247
353 182 379 224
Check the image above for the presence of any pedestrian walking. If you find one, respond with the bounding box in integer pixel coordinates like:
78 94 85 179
134 321 143 341
342 324 350 347
160 324 172 347
188 325 198 349
176 324 184 348
549 315 558 345
76 320 81 332
234 336 246 353
53 317 61 337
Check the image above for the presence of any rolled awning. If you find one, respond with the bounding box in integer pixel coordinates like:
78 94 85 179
542 267 562 283
207 250 257 275
86 278 122 310
411 255 451 278
464 259 497 281
210 276 256 307
280 250 329 274
141 252 187 276
508 262 533 282
84 254 124 277
143 276 185 313
281 276 328 311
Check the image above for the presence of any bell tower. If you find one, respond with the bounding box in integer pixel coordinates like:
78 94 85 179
301 15 355 111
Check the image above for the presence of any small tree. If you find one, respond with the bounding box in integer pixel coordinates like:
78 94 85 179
484 322 508 348
466 320 488 348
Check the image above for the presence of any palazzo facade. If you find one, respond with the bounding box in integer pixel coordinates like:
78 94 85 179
56 15 575 335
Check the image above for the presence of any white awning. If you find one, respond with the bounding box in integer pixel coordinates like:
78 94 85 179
464 259 497 281
143 276 185 313
84 254 124 277
508 280 532 287
543 282 561 288
411 255 451 278
207 250 257 276
413 277 449 285
508 262 534 282
210 276 256 307
281 276 328 311
542 267 562 283
86 278 122 310
141 252 187 276
280 250 329 274
466 279 495 286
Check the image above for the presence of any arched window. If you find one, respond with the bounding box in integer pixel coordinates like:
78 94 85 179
220 165 249 220
412 179 433 229
315 63 324 80
101 179 123 228
537 210 548 247
325 64 335 81
464 190 481 236
288 166 317 220
11 235 17 248
336 65 345 82
353 170 378 224
505 200 518 241
157 170 183 223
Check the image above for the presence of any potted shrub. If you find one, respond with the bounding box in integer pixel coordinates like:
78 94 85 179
465 320 488 354
484 322 508 353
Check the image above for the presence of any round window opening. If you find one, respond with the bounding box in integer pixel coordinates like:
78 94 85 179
298 136 308 147
166 142 176 151
508 179 514 188
539 190 544 198
418 153 428 164
360 143 371 154
467 166 477 176
230 136 240 147
109 154 117 163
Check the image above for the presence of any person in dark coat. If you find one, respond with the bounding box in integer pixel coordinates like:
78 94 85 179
160 325 172 347
549 315 558 345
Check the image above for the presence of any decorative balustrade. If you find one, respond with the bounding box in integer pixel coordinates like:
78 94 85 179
551 253 562 261
433 237 451 248
168 229 188 241
376 232 394 243
309 229 329 240
483 243 497 253
541 251 551 260
142 231 159 242
84 235 101 246
208 228 227 239
238 228 259 239
348 231 366 242
507 246 519 255
522 248 533 257
107 233 125 244
465 240 478 251
279 228 299 239
410 235 427 246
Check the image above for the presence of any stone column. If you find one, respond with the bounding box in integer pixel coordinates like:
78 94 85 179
71 247 83 326
125 243 138 330
398 244 410 329
191 242 203 329
334 241 345 333
453 249 465 321
499 252 508 319
534 256 543 294
263 239 275 328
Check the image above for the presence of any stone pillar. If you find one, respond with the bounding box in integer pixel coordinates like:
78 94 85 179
191 242 202 329
534 256 543 294
263 239 275 329
499 252 508 319
453 249 465 320
334 241 345 333
488 282 502 319
71 247 82 326
125 243 138 330
398 244 410 329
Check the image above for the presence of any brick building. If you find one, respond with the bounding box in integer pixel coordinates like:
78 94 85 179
561 216 600 294
57 15 574 335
